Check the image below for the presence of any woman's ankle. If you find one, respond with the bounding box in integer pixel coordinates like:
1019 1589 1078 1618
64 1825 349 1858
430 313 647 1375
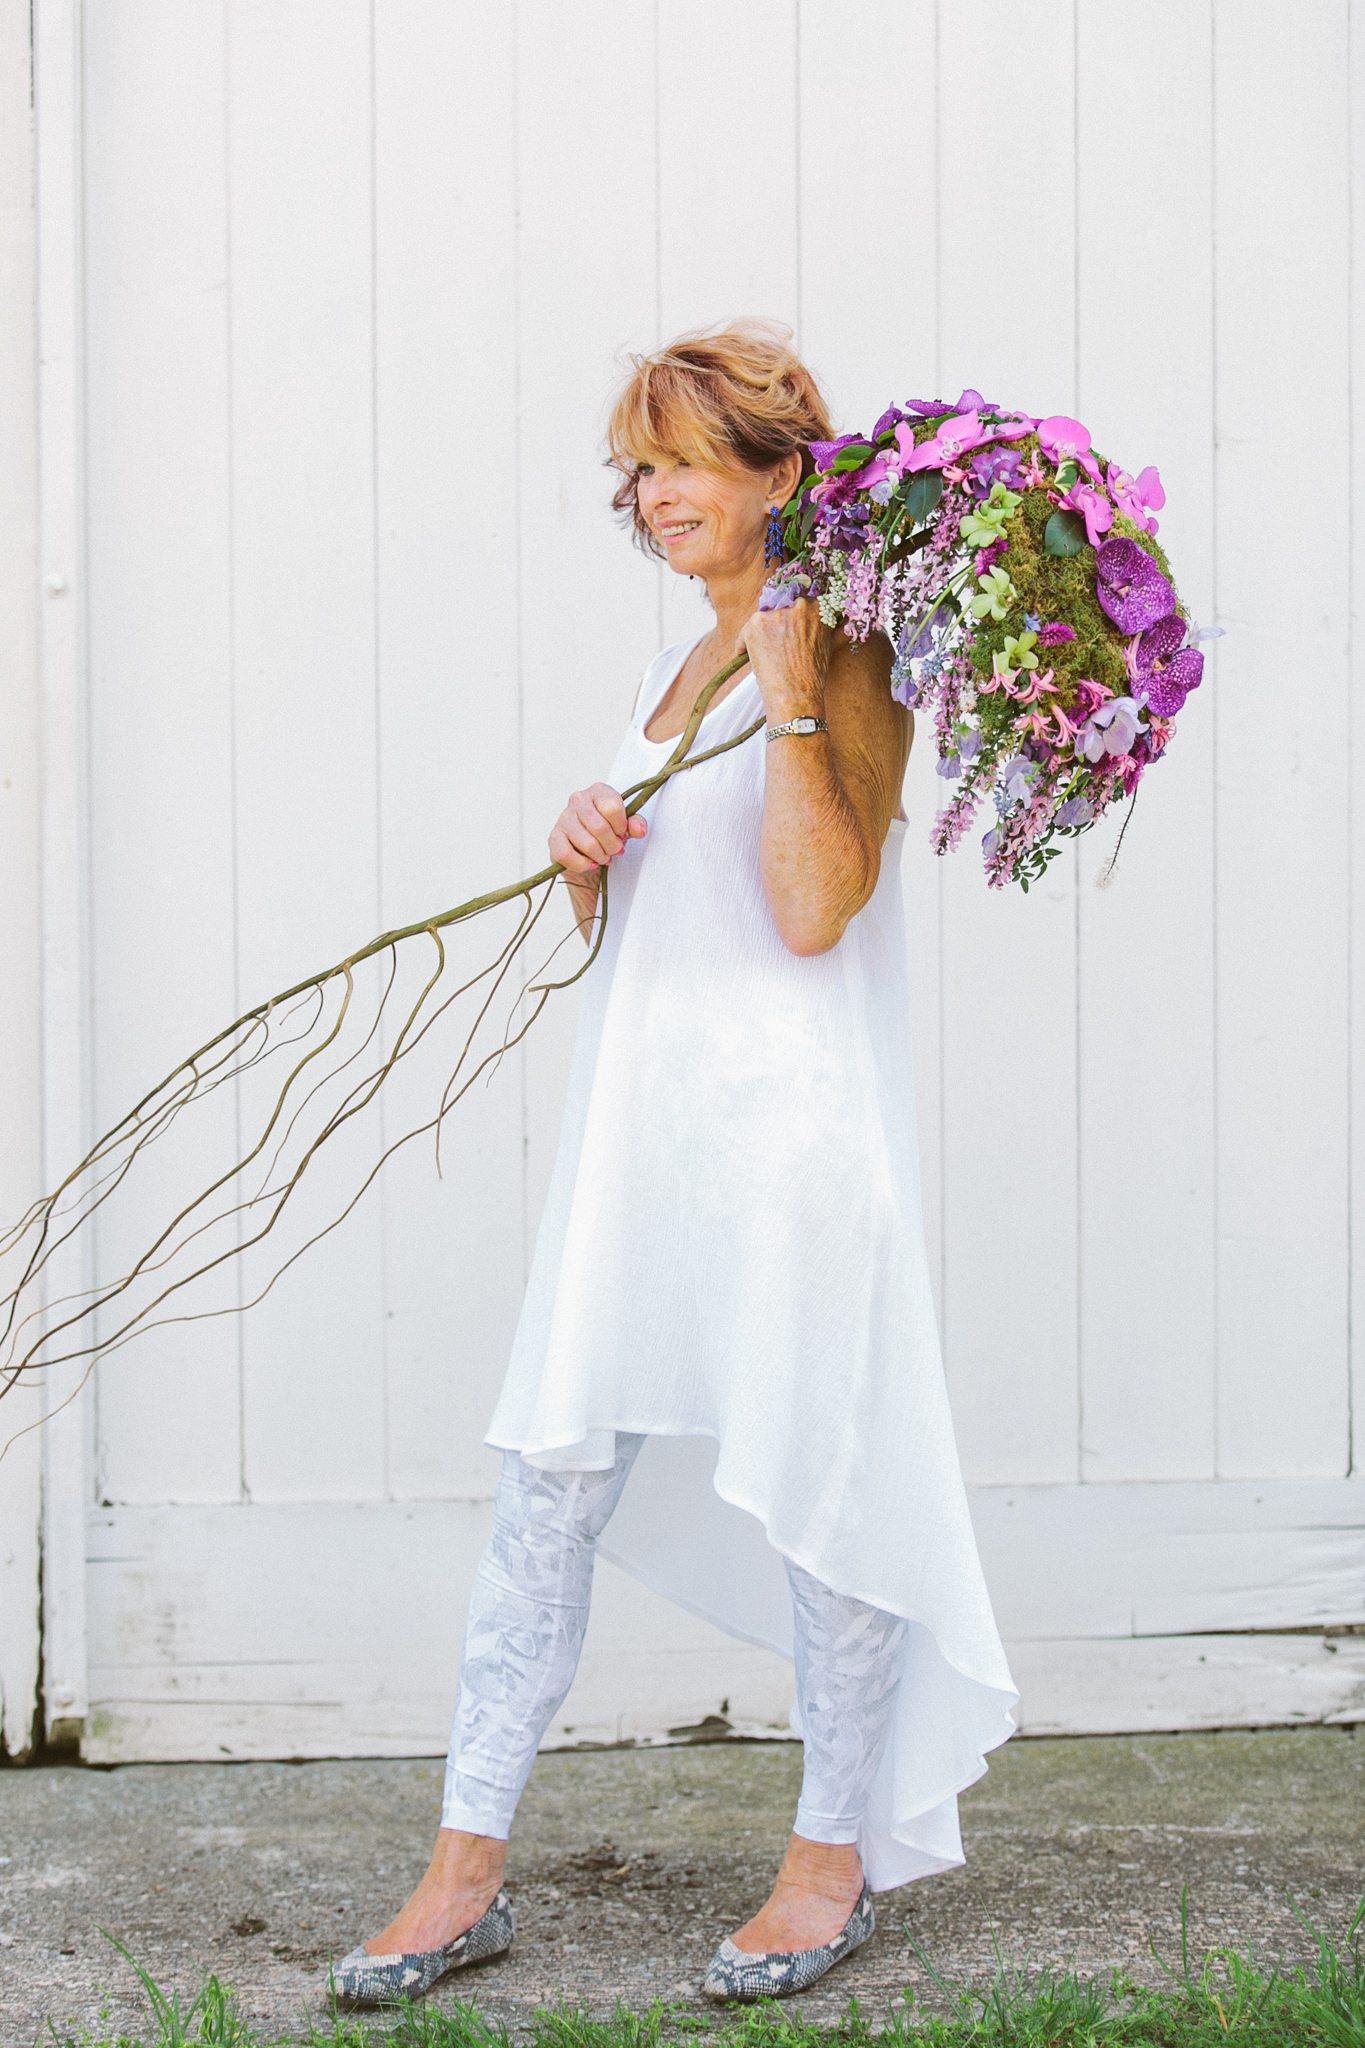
780 1833 864 1898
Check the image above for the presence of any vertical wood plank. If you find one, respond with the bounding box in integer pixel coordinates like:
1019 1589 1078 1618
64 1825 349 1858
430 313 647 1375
798 1 945 1305
1352 0 1365 1477
656 0 798 341
936 0 1081 1483
228 0 386 1502
34 0 90 1733
654 0 800 655
515 0 662 1249
1074 1 1218 1480
0 0 45 1754
372 0 522 1502
82 0 242 1505
1214 0 1352 1476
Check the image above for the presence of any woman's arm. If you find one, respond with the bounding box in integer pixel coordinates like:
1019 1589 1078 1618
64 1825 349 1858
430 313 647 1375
743 602 913 956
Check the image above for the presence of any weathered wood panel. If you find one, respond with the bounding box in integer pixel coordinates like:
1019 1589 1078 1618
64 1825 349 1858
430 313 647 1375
82 0 241 1505
1074 2 1218 1481
370 0 523 1502
936 0 1081 1484
1212 1 1352 1478
0 0 44 1758
227 0 388 1503
82 1483 1365 1762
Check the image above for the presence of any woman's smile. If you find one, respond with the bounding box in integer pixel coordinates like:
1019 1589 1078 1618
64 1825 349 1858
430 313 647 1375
657 517 702 545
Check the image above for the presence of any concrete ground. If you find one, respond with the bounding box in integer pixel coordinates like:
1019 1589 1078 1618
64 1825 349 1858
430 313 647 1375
2 1729 1363 2044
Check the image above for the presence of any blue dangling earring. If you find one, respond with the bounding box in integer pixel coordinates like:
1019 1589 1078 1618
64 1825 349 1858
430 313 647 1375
764 504 784 567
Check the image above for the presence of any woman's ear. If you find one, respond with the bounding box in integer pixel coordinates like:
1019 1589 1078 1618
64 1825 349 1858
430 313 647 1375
775 450 803 504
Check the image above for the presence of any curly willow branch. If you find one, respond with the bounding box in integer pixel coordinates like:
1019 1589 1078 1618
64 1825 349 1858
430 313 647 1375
0 655 759 1441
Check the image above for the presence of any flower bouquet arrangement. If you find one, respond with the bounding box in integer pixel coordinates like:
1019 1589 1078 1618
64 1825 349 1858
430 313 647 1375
761 393 1211 889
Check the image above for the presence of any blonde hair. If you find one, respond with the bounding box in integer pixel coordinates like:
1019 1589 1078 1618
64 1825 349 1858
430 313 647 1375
607 319 834 557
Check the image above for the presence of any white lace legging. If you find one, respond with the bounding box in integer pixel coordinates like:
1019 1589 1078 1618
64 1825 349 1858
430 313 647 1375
442 1435 909 1847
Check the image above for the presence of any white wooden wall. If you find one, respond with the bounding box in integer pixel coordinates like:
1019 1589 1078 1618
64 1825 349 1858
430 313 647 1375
3 0 1364 1763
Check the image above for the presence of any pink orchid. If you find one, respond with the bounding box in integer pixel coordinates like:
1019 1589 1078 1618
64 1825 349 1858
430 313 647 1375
900 412 988 472
851 452 897 492
1059 479 1114 547
900 409 1031 475
1038 415 1101 481
1107 463 1165 534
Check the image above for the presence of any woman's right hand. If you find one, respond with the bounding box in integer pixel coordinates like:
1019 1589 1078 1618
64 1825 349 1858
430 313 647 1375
548 783 647 874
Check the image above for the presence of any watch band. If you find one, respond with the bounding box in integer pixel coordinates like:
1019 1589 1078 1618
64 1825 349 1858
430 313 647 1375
766 716 830 743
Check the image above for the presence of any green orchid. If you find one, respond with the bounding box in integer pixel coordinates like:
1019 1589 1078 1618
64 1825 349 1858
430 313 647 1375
958 480 1023 551
998 630 1040 675
967 567 1017 622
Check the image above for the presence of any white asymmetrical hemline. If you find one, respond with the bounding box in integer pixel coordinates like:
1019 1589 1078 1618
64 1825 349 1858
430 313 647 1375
486 639 1018 1890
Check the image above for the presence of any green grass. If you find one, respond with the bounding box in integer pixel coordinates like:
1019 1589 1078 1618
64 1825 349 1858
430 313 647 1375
45 1893 1365 2048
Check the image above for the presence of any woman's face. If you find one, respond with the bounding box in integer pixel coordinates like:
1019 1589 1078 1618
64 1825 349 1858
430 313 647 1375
634 452 798 582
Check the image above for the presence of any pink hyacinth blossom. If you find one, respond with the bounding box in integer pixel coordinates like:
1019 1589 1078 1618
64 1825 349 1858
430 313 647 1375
1020 448 1049 489
1107 463 1165 534
1037 415 1101 481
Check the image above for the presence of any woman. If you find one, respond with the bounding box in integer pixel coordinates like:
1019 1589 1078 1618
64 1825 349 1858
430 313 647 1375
336 323 1016 2007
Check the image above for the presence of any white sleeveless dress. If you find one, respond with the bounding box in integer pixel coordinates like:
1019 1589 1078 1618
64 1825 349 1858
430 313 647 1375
487 637 1017 1890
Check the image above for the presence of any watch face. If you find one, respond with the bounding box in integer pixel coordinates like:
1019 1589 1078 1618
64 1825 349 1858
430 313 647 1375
795 718 817 734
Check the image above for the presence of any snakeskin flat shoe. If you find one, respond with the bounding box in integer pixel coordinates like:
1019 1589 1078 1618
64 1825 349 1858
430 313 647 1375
331 1889 514 2006
701 1884 874 2002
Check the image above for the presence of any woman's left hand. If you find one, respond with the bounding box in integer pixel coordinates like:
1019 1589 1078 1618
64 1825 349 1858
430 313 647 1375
740 599 836 722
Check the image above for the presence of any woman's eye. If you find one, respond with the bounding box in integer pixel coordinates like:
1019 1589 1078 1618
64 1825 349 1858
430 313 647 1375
636 463 654 477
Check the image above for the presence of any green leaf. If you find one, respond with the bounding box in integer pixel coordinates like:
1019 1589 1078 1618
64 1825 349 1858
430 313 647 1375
831 442 874 473
1054 459 1079 494
1044 509 1088 557
902 471 944 523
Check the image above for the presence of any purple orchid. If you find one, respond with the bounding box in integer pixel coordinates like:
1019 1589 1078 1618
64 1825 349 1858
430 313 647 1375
969 445 1023 498
1037 415 1101 481
1129 613 1204 716
1094 537 1175 634
871 405 910 441
1076 696 1146 763
1107 464 1165 534
809 433 863 472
